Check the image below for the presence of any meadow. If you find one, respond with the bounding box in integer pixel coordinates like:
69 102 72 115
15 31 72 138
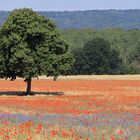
0 75 139 140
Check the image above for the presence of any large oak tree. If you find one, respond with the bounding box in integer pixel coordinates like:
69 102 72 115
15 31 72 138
0 8 73 95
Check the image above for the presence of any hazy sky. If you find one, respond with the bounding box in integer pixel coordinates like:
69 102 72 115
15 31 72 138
0 0 140 11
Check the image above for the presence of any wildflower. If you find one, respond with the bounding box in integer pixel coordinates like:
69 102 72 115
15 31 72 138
119 130 123 135
26 136 32 140
92 127 97 131
51 130 58 136
69 128 73 132
110 136 116 140
61 130 68 137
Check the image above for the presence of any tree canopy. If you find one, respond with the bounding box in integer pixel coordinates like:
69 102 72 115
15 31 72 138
0 8 73 95
71 38 122 75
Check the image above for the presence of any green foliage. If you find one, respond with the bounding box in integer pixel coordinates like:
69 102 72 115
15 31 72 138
0 8 73 94
60 28 140 74
71 38 122 75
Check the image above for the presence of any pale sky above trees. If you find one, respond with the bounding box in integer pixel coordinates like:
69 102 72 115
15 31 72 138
0 0 140 11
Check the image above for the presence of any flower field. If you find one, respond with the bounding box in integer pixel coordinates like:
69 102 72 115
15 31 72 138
0 77 139 140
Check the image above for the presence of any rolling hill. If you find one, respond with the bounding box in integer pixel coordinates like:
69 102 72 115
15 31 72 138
0 9 140 29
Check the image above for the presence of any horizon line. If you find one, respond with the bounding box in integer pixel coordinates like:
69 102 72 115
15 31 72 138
0 8 140 12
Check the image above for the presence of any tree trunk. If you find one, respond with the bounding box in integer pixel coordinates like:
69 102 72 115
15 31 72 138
53 75 58 81
26 77 32 96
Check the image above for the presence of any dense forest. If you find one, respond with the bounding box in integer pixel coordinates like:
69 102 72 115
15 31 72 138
1 10 140 29
60 28 140 74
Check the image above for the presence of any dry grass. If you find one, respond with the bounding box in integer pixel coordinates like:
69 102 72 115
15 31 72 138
0 75 140 80
36 75 140 80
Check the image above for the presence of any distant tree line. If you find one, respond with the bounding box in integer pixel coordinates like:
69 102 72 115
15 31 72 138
60 28 140 74
1 10 140 29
